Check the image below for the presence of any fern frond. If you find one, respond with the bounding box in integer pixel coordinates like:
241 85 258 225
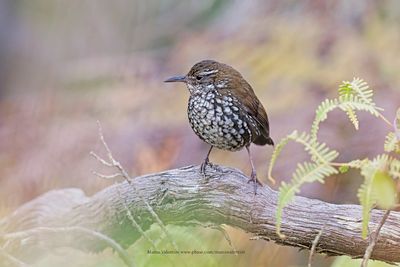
344 108 359 130
338 95 382 114
276 162 337 237
357 161 374 239
358 154 397 238
389 158 400 179
268 131 338 182
291 131 339 164
311 98 340 141
347 159 369 169
267 132 294 183
311 79 383 141
384 132 400 153
339 78 374 104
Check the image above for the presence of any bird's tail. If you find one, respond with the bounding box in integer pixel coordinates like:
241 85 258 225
253 135 274 146
266 137 274 146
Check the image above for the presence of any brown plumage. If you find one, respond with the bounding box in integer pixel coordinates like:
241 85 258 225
165 60 273 194
213 62 273 146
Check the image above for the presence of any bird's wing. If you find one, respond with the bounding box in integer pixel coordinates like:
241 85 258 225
225 79 273 146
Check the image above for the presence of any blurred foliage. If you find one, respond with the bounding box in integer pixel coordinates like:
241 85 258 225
331 256 393 267
32 225 282 267
1 0 400 266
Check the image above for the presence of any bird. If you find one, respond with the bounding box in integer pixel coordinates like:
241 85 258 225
164 60 273 194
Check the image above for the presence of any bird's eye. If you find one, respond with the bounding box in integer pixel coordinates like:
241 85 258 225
196 75 202 81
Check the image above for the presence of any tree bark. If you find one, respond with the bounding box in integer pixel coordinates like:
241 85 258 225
1 165 400 265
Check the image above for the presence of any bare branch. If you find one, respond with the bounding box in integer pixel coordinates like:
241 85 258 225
89 151 113 167
361 210 391 267
91 121 178 251
91 171 122 180
308 227 324 267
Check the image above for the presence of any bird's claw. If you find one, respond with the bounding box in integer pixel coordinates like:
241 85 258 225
200 160 212 176
247 171 262 195
200 160 222 178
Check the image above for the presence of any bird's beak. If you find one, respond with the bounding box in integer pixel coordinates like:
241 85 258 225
164 75 186 83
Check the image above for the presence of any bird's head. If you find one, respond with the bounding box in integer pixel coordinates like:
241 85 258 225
164 60 243 94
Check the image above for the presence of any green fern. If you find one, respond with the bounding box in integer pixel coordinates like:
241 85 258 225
311 78 382 141
347 159 369 169
269 131 339 236
357 155 397 238
384 132 400 153
271 77 397 241
389 158 400 179
338 78 374 129
357 161 375 239
268 131 338 182
311 98 340 141
339 78 374 104
276 162 337 237
345 108 359 130
267 133 293 183
286 131 339 163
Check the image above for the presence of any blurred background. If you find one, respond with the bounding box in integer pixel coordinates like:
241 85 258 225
0 0 400 266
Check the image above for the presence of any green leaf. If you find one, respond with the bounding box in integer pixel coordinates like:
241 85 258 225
331 256 394 267
389 158 400 179
268 131 338 182
384 132 400 153
311 78 383 141
292 131 339 164
344 108 359 130
339 165 350 173
346 159 369 169
358 161 374 239
372 170 397 209
357 155 397 238
269 131 339 237
338 78 374 104
267 133 293 183
311 98 340 140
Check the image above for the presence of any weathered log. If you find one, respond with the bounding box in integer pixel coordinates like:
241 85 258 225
1 165 400 265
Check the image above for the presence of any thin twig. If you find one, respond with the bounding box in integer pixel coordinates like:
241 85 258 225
90 151 113 167
3 226 135 267
378 113 393 128
308 227 324 267
91 171 122 179
91 121 178 250
208 225 238 255
361 210 391 267
0 247 30 267
394 109 400 140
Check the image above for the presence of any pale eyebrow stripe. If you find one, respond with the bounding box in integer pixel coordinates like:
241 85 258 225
198 69 219 76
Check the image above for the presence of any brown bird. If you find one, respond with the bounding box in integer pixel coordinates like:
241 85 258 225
165 60 273 193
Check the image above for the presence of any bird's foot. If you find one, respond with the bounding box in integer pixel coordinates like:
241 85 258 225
200 160 222 178
200 160 212 177
247 170 263 195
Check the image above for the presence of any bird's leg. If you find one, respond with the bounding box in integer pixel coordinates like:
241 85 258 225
246 146 262 194
200 146 214 175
